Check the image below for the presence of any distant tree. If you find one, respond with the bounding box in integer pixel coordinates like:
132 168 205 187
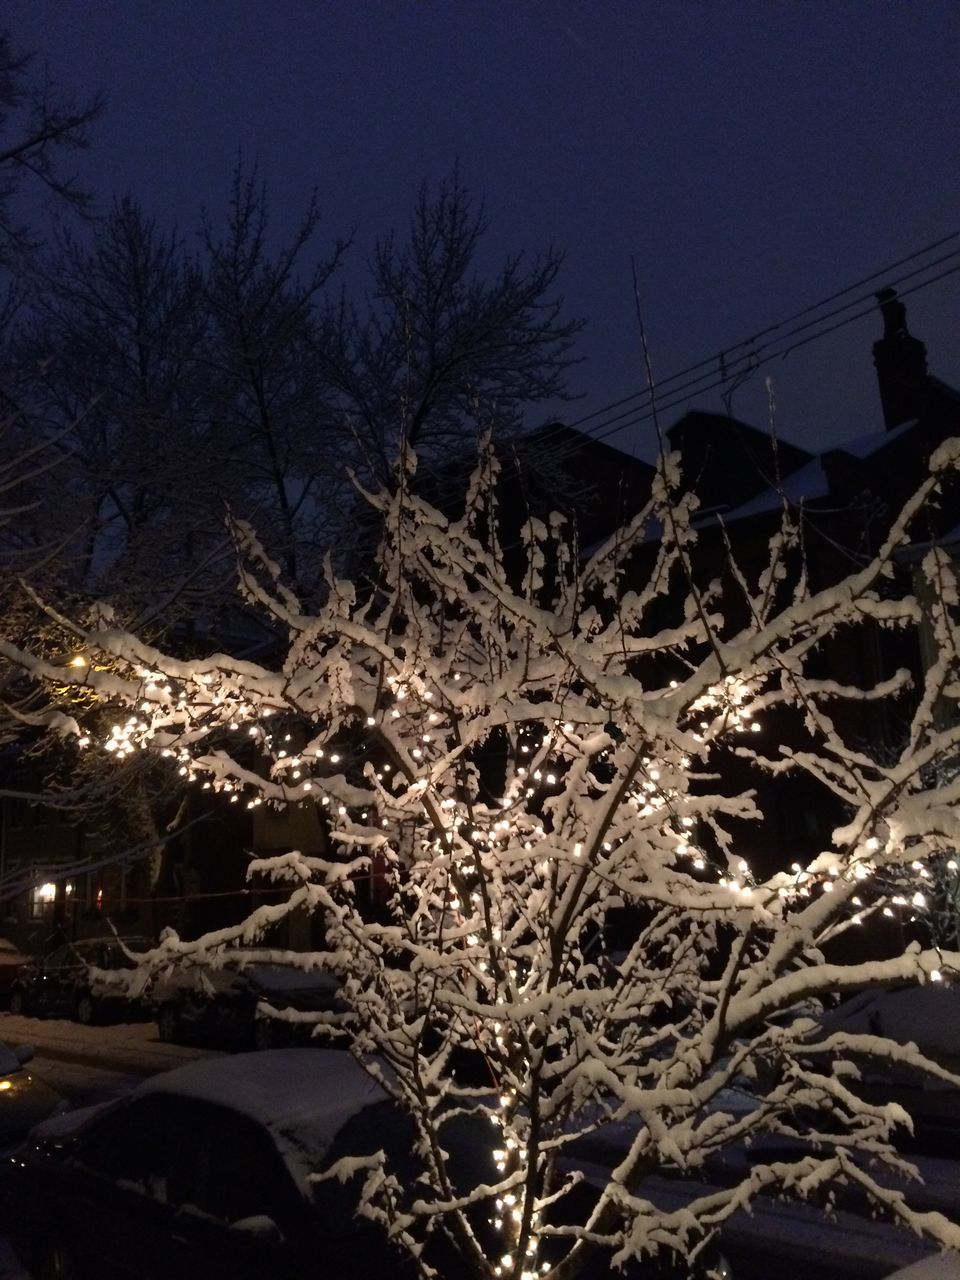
0 198 205 888
198 161 348 587
0 163 585 910
318 167 584 493
9 434 960 1277
0 28 103 267
9 197 215 614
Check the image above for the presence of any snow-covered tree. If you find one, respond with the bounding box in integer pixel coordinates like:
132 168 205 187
6 435 960 1278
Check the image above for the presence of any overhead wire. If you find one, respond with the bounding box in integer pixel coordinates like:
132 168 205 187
533 252 960 471
558 229 960 433
588 259 960 449
537 232 960 458
553 230 960 438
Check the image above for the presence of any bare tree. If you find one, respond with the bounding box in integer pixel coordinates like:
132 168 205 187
318 168 584 490
10 198 217 614
0 28 103 266
198 161 348 587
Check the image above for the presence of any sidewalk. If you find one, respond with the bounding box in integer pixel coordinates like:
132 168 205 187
0 1012 220 1077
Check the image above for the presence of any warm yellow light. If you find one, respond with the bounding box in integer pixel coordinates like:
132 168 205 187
68 655 88 668
0 1081 12 1092
36 883 56 903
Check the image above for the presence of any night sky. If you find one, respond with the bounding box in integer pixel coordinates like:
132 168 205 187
6 1 959 457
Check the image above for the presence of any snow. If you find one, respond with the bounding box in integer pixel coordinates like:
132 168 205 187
138 1048 386 1170
832 418 916 459
29 1055 142 1108
572 1154 946 1276
8 436 960 1275
0 1043 27 1075
886 1257 960 1280
0 1012 220 1075
715 456 829 521
31 1098 111 1142
249 965 340 995
157 961 340 997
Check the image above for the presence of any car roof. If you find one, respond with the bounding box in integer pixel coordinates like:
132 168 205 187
136 1049 388 1169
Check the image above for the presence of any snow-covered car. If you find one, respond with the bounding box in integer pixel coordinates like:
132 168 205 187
3 1049 491 1280
8 937 153 1025
152 957 345 1050
818 984 960 1069
0 1039 67 1157
3 1049 732 1280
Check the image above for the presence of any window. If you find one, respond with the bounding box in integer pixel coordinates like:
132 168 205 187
30 882 57 919
192 1106 301 1232
77 1097 203 1207
29 876 75 920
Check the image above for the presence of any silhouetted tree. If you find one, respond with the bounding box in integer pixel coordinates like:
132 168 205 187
0 28 103 267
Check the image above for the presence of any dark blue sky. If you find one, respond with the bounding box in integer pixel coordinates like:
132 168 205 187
8 1 959 456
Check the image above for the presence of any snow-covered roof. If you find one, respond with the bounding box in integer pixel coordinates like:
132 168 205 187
697 457 830 525
830 418 916 459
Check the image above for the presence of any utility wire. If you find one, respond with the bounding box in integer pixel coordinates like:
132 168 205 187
588 261 960 449
555 230 960 436
535 257 960 470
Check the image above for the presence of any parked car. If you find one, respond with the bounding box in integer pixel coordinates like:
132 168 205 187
0 1039 67 1158
152 956 344 1050
3 1048 729 1280
4 1048 488 1280
9 937 153 1025
0 939 33 1007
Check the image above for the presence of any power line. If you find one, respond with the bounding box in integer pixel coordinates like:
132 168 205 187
535 255 960 470
540 231 960 453
589 261 960 449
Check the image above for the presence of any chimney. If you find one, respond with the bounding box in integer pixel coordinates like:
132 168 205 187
872 287 929 430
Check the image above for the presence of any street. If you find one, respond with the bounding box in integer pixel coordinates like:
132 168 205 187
0 1013 955 1280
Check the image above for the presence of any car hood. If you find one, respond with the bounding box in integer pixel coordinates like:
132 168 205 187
0 1071 69 1147
31 1097 110 1143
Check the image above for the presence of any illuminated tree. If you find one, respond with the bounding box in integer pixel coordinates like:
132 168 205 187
7 436 960 1278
